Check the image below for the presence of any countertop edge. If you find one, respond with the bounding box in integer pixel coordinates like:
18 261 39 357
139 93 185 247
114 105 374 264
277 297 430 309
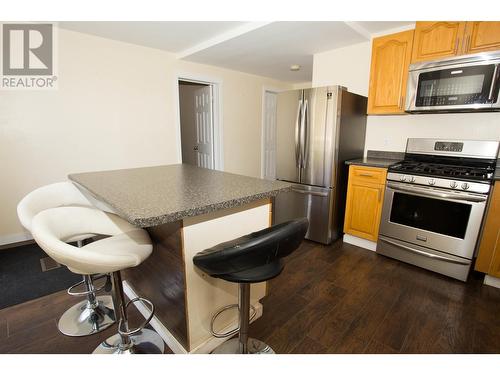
345 157 401 168
131 186 291 227
69 173 291 228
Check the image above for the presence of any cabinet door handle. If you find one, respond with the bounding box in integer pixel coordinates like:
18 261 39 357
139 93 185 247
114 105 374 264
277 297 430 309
359 173 374 177
454 38 460 55
463 34 470 54
399 95 403 109
378 187 382 203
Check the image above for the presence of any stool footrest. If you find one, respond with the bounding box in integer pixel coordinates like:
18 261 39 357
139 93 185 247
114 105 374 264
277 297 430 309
118 297 155 337
67 274 109 297
210 303 256 338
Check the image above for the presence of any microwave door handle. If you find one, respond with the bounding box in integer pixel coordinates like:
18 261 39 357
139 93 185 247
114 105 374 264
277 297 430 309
488 64 499 101
387 182 487 203
295 99 303 168
379 238 470 265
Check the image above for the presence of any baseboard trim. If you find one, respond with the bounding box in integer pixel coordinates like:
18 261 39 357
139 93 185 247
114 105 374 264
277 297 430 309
0 232 33 248
343 234 377 252
122 280 263 354
484 275 500 289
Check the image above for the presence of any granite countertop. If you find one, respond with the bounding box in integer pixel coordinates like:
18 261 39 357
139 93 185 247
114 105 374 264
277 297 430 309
345 150 404 169
69 164 291 228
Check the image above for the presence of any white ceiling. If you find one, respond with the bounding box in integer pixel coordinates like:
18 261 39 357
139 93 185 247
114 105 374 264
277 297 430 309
59 21 414 82
59 21 246 53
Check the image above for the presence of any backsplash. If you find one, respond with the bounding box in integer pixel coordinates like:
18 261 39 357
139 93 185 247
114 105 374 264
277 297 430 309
365 112 500 154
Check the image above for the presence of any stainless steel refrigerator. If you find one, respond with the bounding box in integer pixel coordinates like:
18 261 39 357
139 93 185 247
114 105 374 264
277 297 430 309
274 86 367 244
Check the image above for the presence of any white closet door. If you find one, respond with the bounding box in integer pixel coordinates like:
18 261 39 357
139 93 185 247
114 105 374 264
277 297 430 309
263 91 277 180
194 85 214 169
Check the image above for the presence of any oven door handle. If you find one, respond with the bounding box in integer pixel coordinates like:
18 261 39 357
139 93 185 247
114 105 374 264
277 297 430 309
379 238 471 265
387 182 487 203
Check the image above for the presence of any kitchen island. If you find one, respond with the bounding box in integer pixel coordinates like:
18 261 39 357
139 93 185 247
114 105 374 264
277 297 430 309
69 164 290 353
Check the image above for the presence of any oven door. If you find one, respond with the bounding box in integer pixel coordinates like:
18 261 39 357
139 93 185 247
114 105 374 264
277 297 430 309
379 181 487 259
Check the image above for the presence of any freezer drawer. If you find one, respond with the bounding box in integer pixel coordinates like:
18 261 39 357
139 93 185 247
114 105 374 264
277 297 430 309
274 184 333 244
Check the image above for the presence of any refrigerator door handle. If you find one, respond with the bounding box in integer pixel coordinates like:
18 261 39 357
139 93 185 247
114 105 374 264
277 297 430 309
300 99 308 168
291 188 329 197
295 99 303 168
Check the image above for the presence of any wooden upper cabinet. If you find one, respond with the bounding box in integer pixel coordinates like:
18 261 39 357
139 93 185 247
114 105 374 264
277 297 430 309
464 22 500 54
411 21 466 63
367 29 414 115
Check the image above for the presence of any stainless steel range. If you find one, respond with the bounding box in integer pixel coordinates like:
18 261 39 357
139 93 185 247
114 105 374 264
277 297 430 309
377 138 499 281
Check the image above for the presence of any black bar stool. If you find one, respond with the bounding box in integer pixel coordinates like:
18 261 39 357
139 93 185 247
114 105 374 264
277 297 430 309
193 218 308 354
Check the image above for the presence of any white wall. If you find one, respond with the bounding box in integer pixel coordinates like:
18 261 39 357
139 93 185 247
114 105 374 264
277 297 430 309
312 41 500 153
312 41 371 97
0 27 291 242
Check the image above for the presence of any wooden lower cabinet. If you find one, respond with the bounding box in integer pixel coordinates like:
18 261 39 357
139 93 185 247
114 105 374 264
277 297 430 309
475 181 500 277
344 165 387 242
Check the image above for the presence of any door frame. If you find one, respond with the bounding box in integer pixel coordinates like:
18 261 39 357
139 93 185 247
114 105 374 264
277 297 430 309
175 73 223 171
260 86 282 179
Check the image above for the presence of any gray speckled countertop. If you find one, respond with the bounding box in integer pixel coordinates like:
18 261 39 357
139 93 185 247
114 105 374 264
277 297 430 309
345 150 404 169
69 164 291 228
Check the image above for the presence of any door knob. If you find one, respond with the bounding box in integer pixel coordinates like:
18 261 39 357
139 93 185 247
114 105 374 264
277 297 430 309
194 146 199 151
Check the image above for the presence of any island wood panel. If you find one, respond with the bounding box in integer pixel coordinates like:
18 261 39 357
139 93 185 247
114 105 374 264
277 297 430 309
122 221 189 350
182 199 270 350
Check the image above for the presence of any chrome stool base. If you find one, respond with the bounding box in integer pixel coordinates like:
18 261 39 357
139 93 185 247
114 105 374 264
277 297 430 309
58 295 115 337
212 337 274 354
93 328 164 354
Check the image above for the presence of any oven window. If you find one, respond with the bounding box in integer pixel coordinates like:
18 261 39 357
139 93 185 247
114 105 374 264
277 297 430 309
390 192 472 239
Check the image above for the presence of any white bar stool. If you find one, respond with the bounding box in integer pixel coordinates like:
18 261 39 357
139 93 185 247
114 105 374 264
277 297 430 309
17 182 115 336
31 206 164 354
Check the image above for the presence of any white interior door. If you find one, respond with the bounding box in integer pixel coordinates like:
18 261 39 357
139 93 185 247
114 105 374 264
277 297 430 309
263 91 277 180
194 85 214 169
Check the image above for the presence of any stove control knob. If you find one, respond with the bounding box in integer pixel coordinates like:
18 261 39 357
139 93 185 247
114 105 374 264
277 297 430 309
461 183 470 190
450 181 458 189
409 176 416 183
399 175 407 182
428 178 435 186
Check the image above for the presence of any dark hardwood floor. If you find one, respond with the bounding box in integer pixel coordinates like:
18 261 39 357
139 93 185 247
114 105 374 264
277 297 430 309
1 239 499 354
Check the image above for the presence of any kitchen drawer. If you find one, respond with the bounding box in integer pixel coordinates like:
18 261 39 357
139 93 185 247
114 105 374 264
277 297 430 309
349 165 387 185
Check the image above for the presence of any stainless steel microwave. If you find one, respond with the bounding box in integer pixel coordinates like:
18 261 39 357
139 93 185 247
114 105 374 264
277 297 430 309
405 51 500 112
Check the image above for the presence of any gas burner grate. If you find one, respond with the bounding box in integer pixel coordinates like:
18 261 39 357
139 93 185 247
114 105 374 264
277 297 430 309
389 162 494 181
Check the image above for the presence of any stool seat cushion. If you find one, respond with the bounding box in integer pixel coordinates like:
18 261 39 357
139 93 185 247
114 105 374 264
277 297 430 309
32 206 152 275
217 260 284 283
193 218 308 283
17 182 95 242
